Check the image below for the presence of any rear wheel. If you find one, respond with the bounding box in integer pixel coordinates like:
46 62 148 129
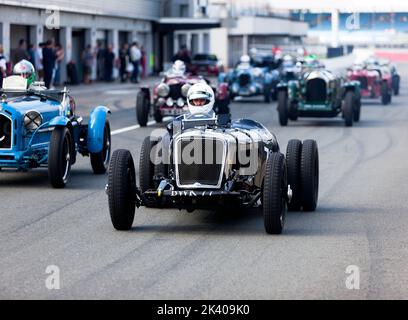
108 149 136 230
286 140 302 211
277 91 289 126
300 140 319 212
343 91 354 127
263 152 287 235
90 121 111 174
48 127 72 188
136 90 150 126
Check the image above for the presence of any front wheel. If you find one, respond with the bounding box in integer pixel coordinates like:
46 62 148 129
108 149 136 230
343 91 354 127
300 140 319 212
381 82 391 105
136 90 150 126
263 152 287 235
286 140 302 211
354 99 361 122
277 91 289 126
90 121 111 174
48 127 72 188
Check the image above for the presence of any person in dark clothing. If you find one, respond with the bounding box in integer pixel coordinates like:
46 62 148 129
42 40 56 88
104 44 115 82
119 43 129 83
12 39 29 66
0 44 7 88
172 45 192 70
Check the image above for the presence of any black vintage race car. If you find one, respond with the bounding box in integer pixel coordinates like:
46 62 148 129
106 114 319 234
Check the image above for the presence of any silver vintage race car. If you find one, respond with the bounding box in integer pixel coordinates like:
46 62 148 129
106 113 319 235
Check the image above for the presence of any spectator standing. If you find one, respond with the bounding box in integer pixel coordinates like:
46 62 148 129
172 45 192 70
12 39 29 66
42 40 57 88
140 45 147 79
34 43 44 81
119 43 129 83
96 41 106 81
53 44 65 86
28 44 36 65
129 42 141 83
104 44 115 82
0 45 7 88
82 45 94 85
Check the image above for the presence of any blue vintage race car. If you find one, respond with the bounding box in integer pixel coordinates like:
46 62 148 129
0 76 111 188
219 56 279 103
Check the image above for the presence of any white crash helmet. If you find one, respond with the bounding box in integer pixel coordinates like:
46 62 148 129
187 83 215 115
172 60 186 76
240 55 251 64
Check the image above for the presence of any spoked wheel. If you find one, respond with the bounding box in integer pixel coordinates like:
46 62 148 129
90 121 111 174
263 152 287 235
108 149 136 231
48 127 72 188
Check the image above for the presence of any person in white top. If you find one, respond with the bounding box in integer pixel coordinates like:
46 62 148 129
129 42 141 83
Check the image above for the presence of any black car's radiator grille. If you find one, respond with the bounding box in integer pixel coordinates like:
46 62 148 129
176 137 224 187
169 84 183 100
356 76 368 89
239 74 251 87
306 78 327 102
0 114 12 149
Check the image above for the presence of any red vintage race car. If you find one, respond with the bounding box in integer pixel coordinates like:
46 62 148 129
136 73 229 127
347 64 392 105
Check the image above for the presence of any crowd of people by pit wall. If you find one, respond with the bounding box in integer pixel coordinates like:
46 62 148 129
0 39 148 89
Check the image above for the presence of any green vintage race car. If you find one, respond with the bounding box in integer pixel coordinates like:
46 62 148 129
276 66 361 127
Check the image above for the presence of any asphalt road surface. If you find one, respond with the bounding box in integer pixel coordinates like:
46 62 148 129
1 67 408 300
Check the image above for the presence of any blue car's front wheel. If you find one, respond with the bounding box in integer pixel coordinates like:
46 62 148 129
90 121 111 174
48 127 72 188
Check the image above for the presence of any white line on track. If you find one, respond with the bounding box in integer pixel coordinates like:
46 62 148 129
111 117 173 136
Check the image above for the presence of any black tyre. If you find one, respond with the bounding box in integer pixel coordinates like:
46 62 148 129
300 140 319 212
381 82 391 105
263 152 287 235
136 90 149 126
354 99 361 122
264 85 272 103
90 121 111 174
286 140 302 211
108 149 136 230
48 127 72 188
139 136 156 192
153 108 163 123
393 75 400 95
277 90 288 126
343 91 354 127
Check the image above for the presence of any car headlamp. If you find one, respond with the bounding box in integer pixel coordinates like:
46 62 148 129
181 84 191 97
24 111 42 131
176 98 185 108
166 97 174 107
157 83 170 97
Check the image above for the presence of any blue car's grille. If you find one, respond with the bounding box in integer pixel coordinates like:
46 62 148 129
0 114 12 149
239 74 251 87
